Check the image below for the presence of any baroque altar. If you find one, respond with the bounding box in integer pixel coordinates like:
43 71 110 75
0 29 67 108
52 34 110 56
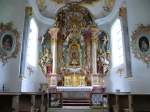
39 3 110 87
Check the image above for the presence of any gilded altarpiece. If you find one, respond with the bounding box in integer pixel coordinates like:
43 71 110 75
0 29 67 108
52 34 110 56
39 3 111 87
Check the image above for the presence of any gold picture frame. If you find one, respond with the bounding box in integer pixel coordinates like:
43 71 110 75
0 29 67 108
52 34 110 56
131 24 150 66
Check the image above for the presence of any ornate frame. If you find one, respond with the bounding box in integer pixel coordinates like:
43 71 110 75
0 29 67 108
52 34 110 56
131 24 150 65
0 22 20 64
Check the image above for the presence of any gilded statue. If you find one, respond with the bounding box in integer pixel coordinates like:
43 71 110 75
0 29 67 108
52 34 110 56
69 44 80 66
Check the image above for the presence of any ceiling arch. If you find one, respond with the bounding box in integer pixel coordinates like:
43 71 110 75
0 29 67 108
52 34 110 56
29 0 123 26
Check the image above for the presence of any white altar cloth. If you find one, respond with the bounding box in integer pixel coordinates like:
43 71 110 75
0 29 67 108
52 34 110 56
57 86 93 91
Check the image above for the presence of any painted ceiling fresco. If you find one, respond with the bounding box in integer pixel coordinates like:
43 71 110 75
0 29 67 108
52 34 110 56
36 0 115 19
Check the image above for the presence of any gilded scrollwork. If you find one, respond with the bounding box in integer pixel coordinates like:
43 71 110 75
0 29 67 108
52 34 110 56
0 22 20 65
131 24 150 66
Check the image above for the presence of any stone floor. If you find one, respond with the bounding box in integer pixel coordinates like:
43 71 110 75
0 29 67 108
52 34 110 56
48 106 108 112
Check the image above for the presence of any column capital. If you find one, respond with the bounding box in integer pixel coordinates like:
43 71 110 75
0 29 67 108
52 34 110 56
25 6 32 16
119 7 127 17
48 27 59 40
90 27 100 38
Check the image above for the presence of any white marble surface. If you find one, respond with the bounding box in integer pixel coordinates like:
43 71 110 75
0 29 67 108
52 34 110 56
57 86 93 91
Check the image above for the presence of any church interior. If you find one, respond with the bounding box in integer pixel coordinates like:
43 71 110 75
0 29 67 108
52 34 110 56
0 0 150 112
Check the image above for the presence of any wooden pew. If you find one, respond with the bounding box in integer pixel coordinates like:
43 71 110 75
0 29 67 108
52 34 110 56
0 92 48 112
0 92 19 112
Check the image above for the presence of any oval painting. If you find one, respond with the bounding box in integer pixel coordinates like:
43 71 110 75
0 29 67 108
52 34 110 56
139 36 149 52
2 34 13 51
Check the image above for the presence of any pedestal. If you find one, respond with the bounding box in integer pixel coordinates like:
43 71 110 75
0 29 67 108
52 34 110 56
48 74 57 87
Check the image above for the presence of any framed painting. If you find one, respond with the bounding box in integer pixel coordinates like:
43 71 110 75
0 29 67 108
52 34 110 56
131 24 150 66
138 36 149 53
0 32 16 55
0 22 19 64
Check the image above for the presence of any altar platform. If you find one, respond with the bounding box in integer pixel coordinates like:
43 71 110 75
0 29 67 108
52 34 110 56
57 86 93 92
56 86 93 100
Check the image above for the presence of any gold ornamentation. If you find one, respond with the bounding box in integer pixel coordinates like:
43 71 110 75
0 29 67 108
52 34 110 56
0 22 20 65
119 7 127 17
37 0 46 11
131 24 150 66
64 73 86 86
91 27 100 38
48 28 59 40
103 0 115 12
39 48 53 75
56 3 95 37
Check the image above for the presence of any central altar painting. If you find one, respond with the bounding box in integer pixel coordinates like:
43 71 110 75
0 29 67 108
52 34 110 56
39 3 110 87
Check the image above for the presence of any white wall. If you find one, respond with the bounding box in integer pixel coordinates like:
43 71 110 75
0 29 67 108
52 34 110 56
0 0 25 92
104 0 150 93
127 0 150 93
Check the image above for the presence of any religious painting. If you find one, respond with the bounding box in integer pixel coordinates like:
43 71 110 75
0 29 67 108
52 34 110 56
69 43 80 66
139 36 149 52
131 24 150 66
0 22 20 65
1 33 14 52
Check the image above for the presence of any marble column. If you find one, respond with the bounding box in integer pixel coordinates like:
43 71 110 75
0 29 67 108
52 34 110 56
48 28 59 86
91 27 100 86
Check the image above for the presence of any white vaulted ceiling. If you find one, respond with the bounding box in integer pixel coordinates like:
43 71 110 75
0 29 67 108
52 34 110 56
28 0 124 25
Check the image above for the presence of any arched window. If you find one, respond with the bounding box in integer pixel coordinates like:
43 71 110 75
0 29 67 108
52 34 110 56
25 18 38 67
111 18 125 68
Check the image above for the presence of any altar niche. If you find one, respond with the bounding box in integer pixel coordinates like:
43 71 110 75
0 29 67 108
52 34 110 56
69 43 80 66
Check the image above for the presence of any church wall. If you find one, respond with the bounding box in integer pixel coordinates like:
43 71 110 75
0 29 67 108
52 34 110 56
104 0 150 93
0 0 25 92
127 0 150 93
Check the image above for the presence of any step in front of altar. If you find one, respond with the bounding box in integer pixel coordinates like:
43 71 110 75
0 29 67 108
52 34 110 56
63 98 91 106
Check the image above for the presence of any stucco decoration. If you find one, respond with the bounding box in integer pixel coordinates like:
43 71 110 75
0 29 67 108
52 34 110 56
0 22 20 65
55 3 95 37
36 0 115 19
97 31 111 76
131 24 150 66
